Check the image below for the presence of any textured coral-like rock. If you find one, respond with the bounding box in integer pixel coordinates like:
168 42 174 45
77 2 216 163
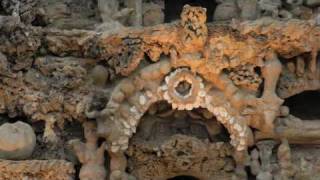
237 0 259 20
214 0 239 21
142 2 164 26
227 64 262 92
2 1 320 179
127 134 234 180
1 0 40 24
0 159 75 180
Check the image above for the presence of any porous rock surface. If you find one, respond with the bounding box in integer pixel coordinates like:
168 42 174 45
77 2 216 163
1 0 320 180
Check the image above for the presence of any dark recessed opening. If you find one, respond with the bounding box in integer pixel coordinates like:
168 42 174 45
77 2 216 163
164 0 217 23
175 80 192 96
31 14 48 27
283 90 320 120
168 175 199 180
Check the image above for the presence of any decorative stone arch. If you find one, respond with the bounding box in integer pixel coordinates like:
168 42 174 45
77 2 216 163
99 60 253 153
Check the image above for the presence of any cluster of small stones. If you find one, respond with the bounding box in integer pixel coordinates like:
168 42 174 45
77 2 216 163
205 97 249 151
160 68 207 110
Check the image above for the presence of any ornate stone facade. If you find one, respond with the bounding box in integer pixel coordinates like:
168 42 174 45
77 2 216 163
1 0 320 179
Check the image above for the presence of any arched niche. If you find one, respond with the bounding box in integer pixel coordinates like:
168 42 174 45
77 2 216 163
98 61 253 153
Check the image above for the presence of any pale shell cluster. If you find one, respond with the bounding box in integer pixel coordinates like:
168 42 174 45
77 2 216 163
110 91 158 152
110 136 129 152
205 97 249 151
102 61 174 153
160 68 207 110
105 65 250 153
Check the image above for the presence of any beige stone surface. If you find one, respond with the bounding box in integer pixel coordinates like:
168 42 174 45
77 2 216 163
0 121 36 160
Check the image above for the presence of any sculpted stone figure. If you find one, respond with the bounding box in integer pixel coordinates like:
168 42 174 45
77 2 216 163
277 139 295 179
179 5 208 54
69 121 106 180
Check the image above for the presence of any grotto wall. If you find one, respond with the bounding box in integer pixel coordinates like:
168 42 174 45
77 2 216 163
1 0 320 180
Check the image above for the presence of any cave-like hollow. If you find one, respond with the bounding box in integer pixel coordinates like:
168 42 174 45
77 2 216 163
168 175 200 180
283 90 320 120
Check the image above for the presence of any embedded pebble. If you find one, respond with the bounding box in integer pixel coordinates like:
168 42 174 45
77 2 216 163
0 121 36 160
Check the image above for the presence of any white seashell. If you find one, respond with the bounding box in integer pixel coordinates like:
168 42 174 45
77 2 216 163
218 117 227 123
177 105 185 110
171 103 177 109
200 83 205 89
186 104 194 111
235 124 242 131
121 144 128 151
237 146 245 151
129 118 137 127
165 76 170 84
163 92 170 100
161 85 168 91
212 109 219 116
230 139 236 146
130 106 138 113
131 126 136 133
118 136 128 144
199 91 206 97
240 139 246 146
146 91 153 98
139 95 147 105
220 108 228 116
229 117 235 124
230 134 235 140
122 121 130 129
221 111 228 118
124 129 131 136
135 114 141 120
196 76 203 82
111 145 120 153
224 113 231 119
239 131 246 137
216 142 224 148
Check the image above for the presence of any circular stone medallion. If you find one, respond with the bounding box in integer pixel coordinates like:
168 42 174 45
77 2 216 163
161 68 206 110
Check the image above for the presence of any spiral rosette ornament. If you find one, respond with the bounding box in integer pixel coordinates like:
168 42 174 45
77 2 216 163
159 68 206 110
